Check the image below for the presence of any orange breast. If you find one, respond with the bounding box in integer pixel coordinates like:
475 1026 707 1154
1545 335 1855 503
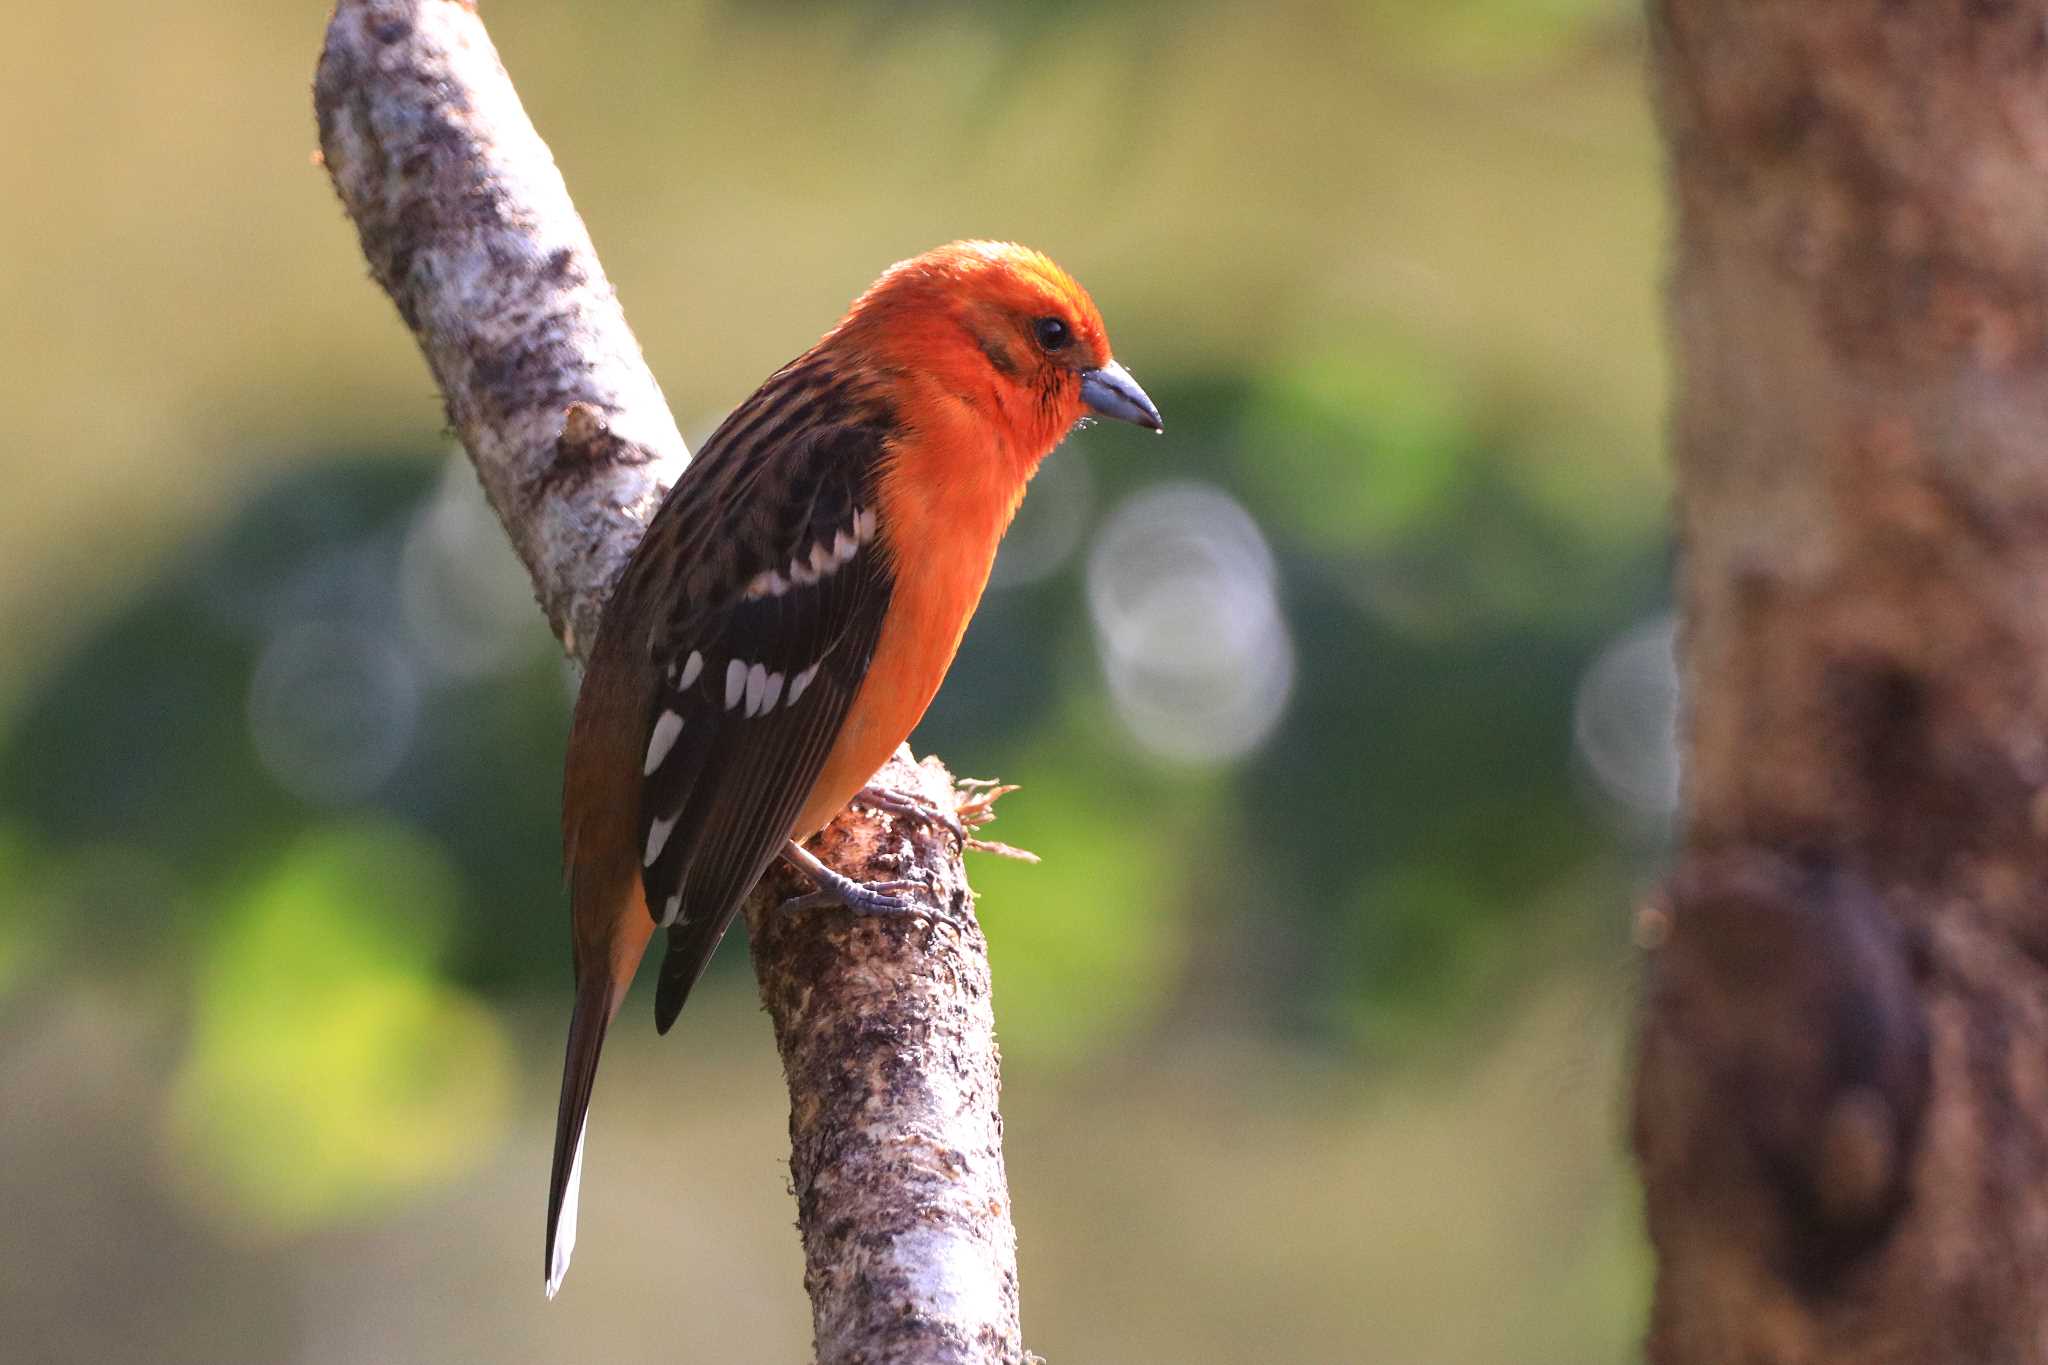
793 408 1023 837
793 518 999 837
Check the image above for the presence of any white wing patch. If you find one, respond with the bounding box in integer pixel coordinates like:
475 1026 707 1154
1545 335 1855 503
787 661 821 707
776 506 877 592
643 710 684 775
724 658 747 710
704 657 820 716
644 811 680 866
683 510 875 727
738 664 789 718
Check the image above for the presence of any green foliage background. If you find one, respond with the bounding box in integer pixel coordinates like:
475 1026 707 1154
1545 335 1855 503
0 2 1668 1360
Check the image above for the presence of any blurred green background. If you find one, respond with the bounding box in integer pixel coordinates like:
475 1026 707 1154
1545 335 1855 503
0 1 1675 1360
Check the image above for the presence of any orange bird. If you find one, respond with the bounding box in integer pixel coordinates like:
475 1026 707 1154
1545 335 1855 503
547 240 1160 1295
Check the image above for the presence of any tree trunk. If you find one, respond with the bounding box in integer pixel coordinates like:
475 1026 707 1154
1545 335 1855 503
1639 3 2048 1360
313 3 1025 1360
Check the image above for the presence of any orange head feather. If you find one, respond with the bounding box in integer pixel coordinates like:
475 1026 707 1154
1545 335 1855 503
824 241 1158 482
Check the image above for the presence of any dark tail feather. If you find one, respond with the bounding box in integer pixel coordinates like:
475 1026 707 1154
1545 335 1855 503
546 973 621 1298
653 904 746 1034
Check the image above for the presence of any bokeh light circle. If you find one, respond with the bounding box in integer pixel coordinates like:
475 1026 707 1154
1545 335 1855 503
399 454 542 681
1572 611 1681 818
247 621 420 804
989 449 1095 590
1087 481 1294 765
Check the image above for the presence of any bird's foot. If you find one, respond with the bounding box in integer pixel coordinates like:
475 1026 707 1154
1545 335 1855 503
778 839 922 916
856 783 967 846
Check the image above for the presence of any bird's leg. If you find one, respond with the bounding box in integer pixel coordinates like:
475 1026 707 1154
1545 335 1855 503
778 839 921 916
855 783 967 845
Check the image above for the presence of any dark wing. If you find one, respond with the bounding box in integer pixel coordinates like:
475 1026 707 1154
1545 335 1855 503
617 363 897 1033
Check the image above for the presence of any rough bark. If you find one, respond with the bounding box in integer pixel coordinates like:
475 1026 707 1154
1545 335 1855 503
749 752 1019 1365
314 3 1025 1361
1639 4 2048 1361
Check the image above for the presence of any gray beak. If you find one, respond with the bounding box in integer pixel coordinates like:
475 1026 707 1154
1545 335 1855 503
1080 360 1163 432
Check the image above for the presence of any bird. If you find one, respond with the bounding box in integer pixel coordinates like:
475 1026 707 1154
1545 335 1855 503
546 240 1160 1296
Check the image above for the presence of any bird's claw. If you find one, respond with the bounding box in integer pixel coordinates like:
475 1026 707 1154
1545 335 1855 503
778 876 921 917
856 784 967 845
778 836 923 915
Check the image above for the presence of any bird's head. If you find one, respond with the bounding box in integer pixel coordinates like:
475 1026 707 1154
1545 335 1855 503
838 240 1161 461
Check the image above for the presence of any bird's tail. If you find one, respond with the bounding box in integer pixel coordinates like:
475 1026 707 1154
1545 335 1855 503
551 625 658 1297
546 965 629 1299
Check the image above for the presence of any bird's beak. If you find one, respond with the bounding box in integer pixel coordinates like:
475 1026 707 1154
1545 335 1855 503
1081 360 1163 432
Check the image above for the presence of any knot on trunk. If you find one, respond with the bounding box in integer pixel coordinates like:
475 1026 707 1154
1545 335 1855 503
1636 850 1930 1287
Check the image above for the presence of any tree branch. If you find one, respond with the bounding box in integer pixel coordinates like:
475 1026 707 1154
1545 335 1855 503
314 3 1024 1360
750 753 1020 1365
1639 2 2048 1358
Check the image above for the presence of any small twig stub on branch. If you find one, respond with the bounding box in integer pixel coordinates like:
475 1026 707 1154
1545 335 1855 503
315 0 686 663
749 751 1022 1364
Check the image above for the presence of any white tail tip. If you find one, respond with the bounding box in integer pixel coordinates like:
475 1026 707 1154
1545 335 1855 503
544 1124 587 1300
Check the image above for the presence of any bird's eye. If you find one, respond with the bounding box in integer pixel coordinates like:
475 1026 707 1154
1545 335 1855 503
1034 316 1071 352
